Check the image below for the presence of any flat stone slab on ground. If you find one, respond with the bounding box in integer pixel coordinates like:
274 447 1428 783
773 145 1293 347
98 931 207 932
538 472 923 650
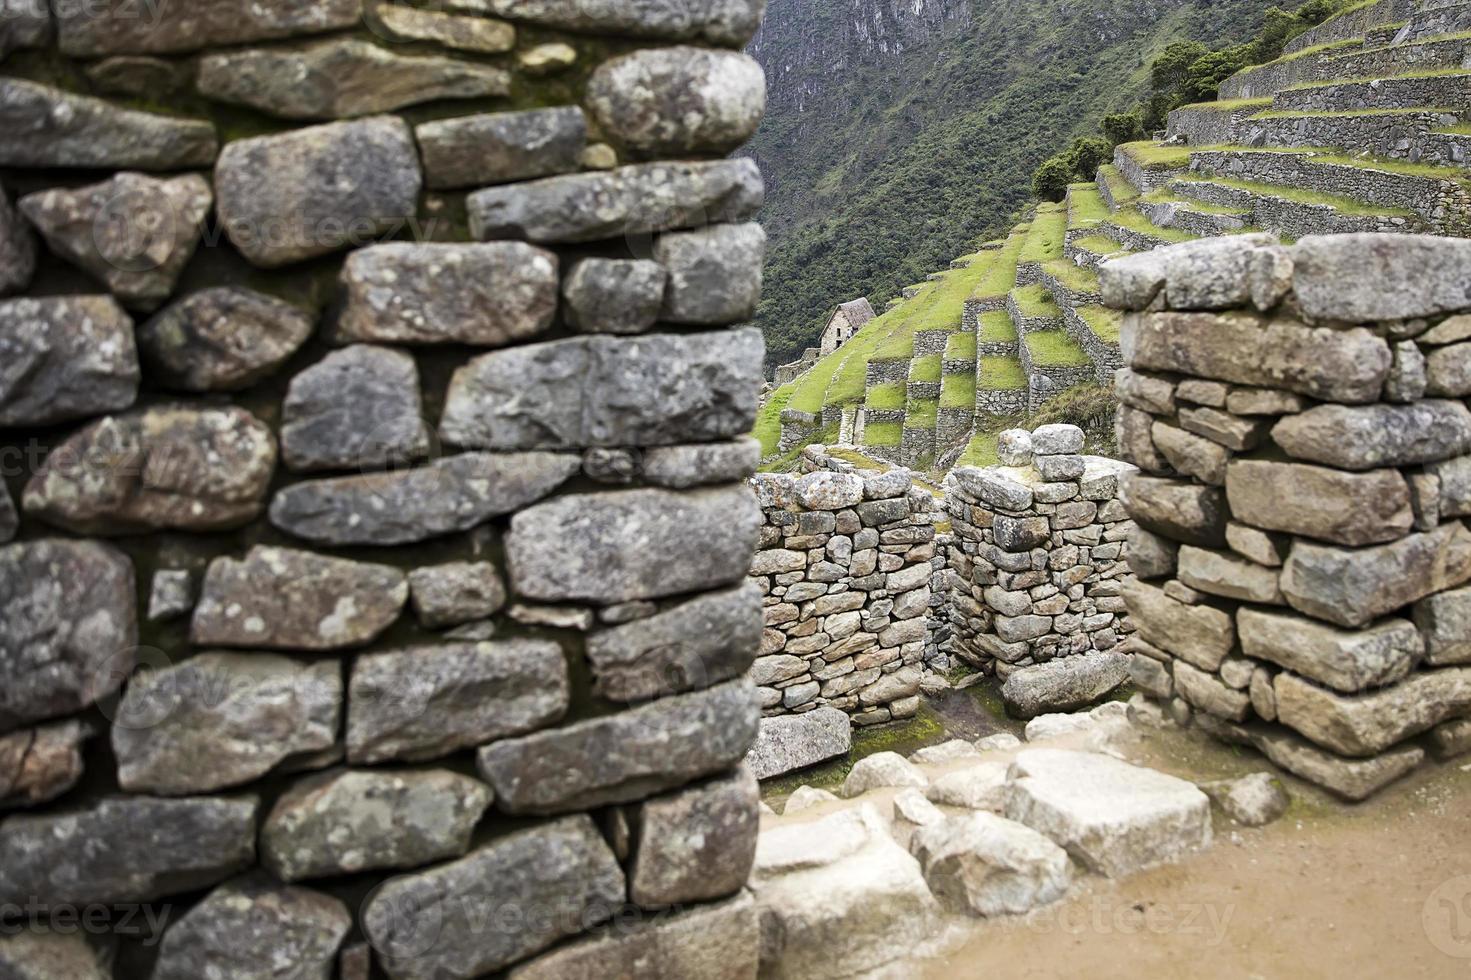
745 707 851 780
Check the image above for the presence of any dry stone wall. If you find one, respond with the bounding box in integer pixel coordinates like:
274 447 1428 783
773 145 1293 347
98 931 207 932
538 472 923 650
0 2 770 976
1105 232 1471 801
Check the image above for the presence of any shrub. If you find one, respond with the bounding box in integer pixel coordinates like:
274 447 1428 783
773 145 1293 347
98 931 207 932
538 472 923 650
1101 112 1144 146
1032 157 1073 202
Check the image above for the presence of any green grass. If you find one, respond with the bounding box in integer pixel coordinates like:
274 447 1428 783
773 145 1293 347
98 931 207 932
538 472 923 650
907 398 939 429
1173 97 1273 113
1042 258 1100 295
1109 206 1196 244
945 332 976 360
1076 305 1123 344
870 255 995 363
910 355 942 383
979 356 1027 390
1251 106 1455 120
1066 183 1110 228
978 310 1018 345
957 430 1001 468
1140 188 1251 218
971 226 1028 301
1018 204 1068 265
1174 174 1417 217
1234 37 1359 76
1070 234 1132 258
1114 141 1193 169
940 372 977 409
1097 164 1140 206
1025 329 1092 367
753 385 794 456
1197 146 1471 187
865 381 907 410
862 421 903 447
1011 284 1061 319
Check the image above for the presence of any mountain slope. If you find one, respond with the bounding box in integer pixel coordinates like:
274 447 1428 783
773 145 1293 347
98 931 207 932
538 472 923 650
749 0 1290 368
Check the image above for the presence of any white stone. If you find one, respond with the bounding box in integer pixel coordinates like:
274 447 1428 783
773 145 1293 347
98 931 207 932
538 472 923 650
909 812 1073 916
909 740 982 766
841 752 928 797
782 785 838 815
925 762 1009 811
892 788 946 827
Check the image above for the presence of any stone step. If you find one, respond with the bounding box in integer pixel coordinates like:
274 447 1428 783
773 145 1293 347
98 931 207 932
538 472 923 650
1168 174 1427 237
1063 232 1135 270
1246 108 1468 167
1282 0 1412 58
1138 193 1254 237
1221 40 1365 100
1038 258 1102 307
1100 207 1199 252
1062 304 1124 379
1317 30 1471 84
1274 70 1471 113
1400 2 1471 44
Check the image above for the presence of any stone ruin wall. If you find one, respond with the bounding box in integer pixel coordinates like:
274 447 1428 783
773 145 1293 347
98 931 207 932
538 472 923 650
1106 232 1471 802
749 448 948 727
941 427 1136 683
0 1 773 977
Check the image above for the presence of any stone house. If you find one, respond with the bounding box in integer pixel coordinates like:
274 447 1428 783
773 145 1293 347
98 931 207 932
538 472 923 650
821 298 876 354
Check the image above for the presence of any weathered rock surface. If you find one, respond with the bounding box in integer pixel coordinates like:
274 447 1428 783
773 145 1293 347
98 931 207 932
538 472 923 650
1245 724 1423 801
0 295 139 426
483 0 764 45
417 107 586 190
113 653 339 795
1415 585 1471 665
0 0 51 60
440 329 764 450
1200 772 1288 827
586 582 761 701
1177 545 1284 605
841 751 928 797
373 4 516 53
1000 652 1129 719
507 892 759 980
1271 401 1471 471
1004 749 1212 878
1101 234 1286 311
745 707 851 780
271 451 579 546
262 769 493 880
199 39 508 119
925 762 1010 812
192 546 407 651
55 0 361 55
1237 608 1421 693
910 740 983 766
655 222 766 324
216 117 422 267
1281 522 1471 628
478 679 758 813
784 785 840 814
1275 667 1471 757
629 766 759 906
152 873 351 980
644 438 761 488
0 929 110 980
339 242 558 346
0 719 91 810
468 159 762 244
347 640 570 764
24 407 276 534
1224 459 1412 547
561 258 668 334
19 172 211 309
0 78 217 169
0 185 35 297
362 816 624 980
1174 660 1251 722
0 795 257 904
910 812 1072 916
1119 473 1227 547
1289 234 1471 322
281 345 430 472
588 47 764 158
893 787 946 826
506 486 759 603
0 539 136 732
409 561 507 629
139 287 314 391
1121 579 1234 670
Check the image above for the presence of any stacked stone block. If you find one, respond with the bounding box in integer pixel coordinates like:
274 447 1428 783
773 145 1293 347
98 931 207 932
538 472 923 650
0 1 769 976
750 450 939 727
1106 232 1471 801
943 426 1137 674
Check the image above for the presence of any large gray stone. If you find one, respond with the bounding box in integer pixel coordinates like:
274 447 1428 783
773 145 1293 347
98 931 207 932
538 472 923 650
440 329 763 449
408 561 507 629
506 486 759 603
1426 342 1471 397
55 0 361 55
0 0 51 60
0 795 257 904
347 640 569 764
0 929 109 980
416 107 586 190
0 718 91 811
1120 579 1234 670
841 752 928 797
1271 400 1471 471
1101 234 1286 311
1127 525 1178 578
1000 652 1130 719
1118 473 1227 547
215 117 422 267
587 47 764 158
0 295 139 426
1238 608 1421 693
199 39 509 120
655 222 766 324
1003 749 1212 878
0 539 136 733
19 172 211 309
481 0 764 44
745 707 851 780
139 288 314 391
24 406 276 534
152 873 351 980
477 679 759 814
644 437 762 488
1122 311 1390 404
1151 421 1226 485
281 345 430 472
1224 459 1412 547
1177 546 1284 605
362 816 624 980
1275 668 1471 757
468 158 763 244
1200 772 1289 827
952 467 1034 511
339 242 558 346
1244 724 1423 801
1414 585 1471 665
0 184 36 297
192 546 407 651
1173 661 1250 722
909 812 1072 916
562 258 668 334
628 766 759 907
113 653 339 795
262 769 493 881
507 893 759 980
587 582 762 701
372 3 516 53
925 762 1010 812
1281 522 1471 628
271 451 579 547
1289 234 1471 322
0 78 216 169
